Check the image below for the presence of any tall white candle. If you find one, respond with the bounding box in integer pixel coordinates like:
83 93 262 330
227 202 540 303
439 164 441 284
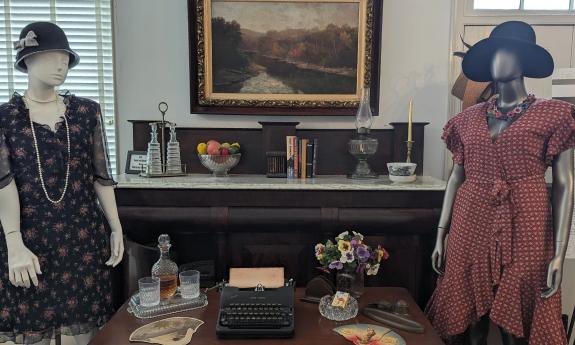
408 99 413 142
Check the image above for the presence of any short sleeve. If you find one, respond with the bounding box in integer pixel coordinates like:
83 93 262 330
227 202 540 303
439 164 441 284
442 115 464 165
0 127 13 189
92 104 117 186
545 104 575 166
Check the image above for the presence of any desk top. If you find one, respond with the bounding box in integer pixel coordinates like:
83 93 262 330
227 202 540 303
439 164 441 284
90 287 444 345
115 174 446 191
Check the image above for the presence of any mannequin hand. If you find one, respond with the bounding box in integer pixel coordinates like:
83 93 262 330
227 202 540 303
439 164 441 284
431 235 446 275
6 233 41 288
105 228 124 267
541 255 564 299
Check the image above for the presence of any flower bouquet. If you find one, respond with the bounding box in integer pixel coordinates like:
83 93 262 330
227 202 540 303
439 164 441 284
315 231 389 298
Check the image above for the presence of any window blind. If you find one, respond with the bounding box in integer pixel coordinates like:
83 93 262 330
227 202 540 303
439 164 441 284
0 0 116 172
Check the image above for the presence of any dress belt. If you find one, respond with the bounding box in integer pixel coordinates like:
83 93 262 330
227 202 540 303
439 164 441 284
466 174 543 286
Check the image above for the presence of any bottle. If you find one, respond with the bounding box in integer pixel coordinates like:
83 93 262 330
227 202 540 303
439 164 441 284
166 122 182 174
151 234 178 299
146 123 163 175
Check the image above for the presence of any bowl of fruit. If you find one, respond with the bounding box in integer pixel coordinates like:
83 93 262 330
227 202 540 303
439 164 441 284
197 140 242 177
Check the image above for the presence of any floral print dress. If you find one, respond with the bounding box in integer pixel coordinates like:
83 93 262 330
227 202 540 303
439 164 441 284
0 93 116 344
425 97 575 345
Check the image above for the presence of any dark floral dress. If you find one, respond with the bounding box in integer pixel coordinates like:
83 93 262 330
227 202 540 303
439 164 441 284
0 93 116 344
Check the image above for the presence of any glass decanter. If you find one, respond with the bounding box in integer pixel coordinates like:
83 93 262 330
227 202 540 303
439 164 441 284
146 123 163 175
151 234 178 299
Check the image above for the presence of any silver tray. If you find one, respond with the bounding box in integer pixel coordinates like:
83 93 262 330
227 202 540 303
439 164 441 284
127 290 208 319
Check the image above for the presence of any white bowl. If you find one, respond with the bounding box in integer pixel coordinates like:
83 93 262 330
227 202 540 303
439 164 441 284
387 162 417 183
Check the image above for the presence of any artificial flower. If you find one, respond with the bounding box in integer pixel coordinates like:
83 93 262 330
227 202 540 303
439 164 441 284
336 231 350 240
329 261 343 270
366 263 380 276
340 251 355 264
315 243 325 259
352 231 364 241
338 240 352 253
356 244 370 262
377 245 390 262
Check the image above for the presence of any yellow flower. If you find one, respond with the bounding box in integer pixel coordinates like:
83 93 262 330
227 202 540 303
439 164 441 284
377 247 389 262
338 240 352 253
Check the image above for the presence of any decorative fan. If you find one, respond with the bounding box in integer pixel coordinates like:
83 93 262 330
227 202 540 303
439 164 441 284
129 317 204 345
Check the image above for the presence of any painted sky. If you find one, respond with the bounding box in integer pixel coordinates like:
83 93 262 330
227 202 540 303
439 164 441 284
211 1 359 33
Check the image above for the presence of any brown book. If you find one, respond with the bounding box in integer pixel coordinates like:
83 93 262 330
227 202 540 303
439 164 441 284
301 139 308 178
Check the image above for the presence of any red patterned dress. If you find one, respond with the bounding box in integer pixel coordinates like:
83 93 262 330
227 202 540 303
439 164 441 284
425 97 574 345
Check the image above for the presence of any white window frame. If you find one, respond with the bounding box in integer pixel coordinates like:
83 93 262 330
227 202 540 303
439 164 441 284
465 0 575 16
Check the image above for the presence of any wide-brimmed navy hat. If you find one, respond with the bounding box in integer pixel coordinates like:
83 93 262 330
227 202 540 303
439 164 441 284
14 21 80 73
462 21 554 82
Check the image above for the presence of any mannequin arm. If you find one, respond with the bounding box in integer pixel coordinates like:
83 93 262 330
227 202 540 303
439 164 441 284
94 182 124 267
432 164 465 275
542 148 574 298
0 180 41 288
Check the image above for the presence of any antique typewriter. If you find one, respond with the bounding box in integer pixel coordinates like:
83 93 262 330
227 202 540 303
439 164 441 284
216 268 295 339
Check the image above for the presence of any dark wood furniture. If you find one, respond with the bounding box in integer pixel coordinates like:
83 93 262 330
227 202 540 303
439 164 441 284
115 121 444 308
90 287 445 345
129 121 429 176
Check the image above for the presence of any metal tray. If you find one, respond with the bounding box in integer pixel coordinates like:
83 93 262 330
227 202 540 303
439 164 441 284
127 290 208 319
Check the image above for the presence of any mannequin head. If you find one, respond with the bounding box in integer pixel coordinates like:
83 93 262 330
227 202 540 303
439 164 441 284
490 47 523 83
24 50 69 88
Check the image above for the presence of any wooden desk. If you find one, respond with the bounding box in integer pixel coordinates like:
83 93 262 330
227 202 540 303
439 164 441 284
90 287 444 345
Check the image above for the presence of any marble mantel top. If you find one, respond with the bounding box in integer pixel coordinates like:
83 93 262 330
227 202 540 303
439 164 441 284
115 174 446 191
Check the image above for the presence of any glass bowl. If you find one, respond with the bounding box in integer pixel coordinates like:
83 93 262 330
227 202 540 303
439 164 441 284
198 154 241 177
318 294 358 321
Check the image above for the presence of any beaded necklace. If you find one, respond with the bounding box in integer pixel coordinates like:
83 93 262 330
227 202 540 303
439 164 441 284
486 94 536 120
22 92 70 205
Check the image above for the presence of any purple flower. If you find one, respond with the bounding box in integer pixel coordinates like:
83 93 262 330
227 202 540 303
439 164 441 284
356 245 370 262
350 239 359 248
329 261 343 270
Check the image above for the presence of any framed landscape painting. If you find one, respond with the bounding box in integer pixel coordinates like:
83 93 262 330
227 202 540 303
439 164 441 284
188 0 382 116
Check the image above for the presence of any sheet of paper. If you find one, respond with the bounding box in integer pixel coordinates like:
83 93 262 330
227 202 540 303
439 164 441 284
229 267 284 288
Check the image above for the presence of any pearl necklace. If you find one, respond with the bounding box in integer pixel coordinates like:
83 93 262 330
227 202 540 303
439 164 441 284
23 92 70 205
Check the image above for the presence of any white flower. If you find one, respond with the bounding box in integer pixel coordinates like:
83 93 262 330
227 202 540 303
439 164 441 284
366 263 380 276
340 251 355 264
336 231 350 240
352 231 364 241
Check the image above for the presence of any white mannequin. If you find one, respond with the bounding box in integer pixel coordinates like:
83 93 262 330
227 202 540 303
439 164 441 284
0 51 124 345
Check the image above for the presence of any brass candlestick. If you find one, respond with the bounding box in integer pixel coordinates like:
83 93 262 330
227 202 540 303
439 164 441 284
406 140 414 163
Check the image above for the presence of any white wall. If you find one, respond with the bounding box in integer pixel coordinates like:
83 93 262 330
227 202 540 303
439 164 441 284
113 0 453 178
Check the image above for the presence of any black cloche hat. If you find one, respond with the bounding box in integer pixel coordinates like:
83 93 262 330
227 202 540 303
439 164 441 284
462 21 554 82
13 21 80 73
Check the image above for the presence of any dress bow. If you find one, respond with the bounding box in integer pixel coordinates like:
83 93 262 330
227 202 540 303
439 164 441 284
13 31 39 51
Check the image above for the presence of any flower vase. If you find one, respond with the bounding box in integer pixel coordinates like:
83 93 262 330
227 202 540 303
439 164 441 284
336 268 365 299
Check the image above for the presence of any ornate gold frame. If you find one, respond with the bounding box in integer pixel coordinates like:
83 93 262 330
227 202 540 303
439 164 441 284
189 0 382 115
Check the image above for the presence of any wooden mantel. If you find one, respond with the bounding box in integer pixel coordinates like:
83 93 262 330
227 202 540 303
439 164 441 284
114 121 444 309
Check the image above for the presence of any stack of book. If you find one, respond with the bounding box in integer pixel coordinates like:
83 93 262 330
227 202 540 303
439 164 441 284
286 136 318 179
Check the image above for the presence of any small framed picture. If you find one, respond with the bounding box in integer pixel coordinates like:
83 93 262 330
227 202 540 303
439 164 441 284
125 150 147 174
